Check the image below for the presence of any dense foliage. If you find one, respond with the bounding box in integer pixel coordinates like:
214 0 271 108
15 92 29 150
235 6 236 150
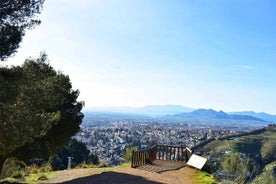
0 54 84 170
123 147 138 162
220 152 249 182
49 139 99 170
0 158 26 179
199 127 276 183
0 0 44 60
252 161 276 184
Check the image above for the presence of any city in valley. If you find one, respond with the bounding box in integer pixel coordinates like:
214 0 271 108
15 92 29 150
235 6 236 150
75 116 258 166
73 110 276 183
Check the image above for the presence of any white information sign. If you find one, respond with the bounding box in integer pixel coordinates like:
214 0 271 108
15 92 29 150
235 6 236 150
186 154 207 170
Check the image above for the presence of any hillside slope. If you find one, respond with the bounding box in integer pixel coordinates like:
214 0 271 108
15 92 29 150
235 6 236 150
252 161 276 184
200 128 276 163
197 126 276 182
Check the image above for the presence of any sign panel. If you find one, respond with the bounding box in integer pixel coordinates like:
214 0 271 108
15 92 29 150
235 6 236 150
186 154 207 170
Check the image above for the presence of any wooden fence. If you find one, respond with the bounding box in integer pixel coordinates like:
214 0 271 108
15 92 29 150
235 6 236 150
131 145 157 168
156 145 192 162
131 144 192 168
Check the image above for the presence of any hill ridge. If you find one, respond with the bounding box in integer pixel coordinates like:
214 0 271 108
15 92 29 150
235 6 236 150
167 109 265 122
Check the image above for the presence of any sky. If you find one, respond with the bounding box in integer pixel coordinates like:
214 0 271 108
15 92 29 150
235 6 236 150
3 0 276 114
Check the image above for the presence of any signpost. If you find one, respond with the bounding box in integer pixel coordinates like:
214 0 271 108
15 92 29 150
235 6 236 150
186 154 207 170
67 157 72 169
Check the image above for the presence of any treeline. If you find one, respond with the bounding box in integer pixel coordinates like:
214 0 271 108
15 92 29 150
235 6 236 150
0 139 99 179
48 139 99 171
26 139 99 171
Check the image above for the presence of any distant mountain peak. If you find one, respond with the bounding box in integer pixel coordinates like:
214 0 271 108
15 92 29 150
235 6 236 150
229 111 276 122
168 108 265 122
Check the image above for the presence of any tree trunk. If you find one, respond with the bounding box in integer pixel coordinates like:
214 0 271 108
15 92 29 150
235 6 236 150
0 157 5 177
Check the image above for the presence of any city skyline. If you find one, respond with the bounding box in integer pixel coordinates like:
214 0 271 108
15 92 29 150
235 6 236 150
3 0 276 114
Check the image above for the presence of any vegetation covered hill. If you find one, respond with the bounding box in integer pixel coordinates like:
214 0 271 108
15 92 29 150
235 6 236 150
197 125 276 183
252 161 276 184
200 126 276 162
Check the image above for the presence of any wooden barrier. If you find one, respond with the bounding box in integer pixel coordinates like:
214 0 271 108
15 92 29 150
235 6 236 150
131 145 157 168
131 144 191 168
156 145 189 162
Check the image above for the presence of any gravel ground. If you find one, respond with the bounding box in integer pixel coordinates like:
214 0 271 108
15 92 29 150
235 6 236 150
43 166 196 184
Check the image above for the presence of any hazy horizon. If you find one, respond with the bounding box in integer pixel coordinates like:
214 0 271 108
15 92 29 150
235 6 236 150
85 104 276 115
3 0 276 114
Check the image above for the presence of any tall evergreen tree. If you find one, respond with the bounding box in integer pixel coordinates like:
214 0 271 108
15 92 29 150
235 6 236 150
0 53 84 171
0 0 44 60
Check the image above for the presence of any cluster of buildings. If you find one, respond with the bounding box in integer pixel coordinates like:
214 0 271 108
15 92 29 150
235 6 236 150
75 120 239 166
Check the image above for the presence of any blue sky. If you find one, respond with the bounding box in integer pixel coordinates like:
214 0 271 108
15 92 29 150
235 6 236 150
4 0 276 113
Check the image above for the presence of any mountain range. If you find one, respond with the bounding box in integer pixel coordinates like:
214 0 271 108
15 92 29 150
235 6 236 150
84 105 276 124
166 109 265 122
229 111 276 122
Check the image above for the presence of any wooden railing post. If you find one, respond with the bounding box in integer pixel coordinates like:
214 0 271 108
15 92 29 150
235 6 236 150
158 145 161 159
131 150 134 167
131 144 190 168
185 147 192 162
173 147 176 160
181 147 184 161
168 146 170 160
153 145 157 160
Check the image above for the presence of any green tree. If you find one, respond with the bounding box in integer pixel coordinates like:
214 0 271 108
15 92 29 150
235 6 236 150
50 139 99 170
48 155 64 171
0 0 44 60
0 54 84 171
68 139 90 166
220 152 249 183
123 147 138 162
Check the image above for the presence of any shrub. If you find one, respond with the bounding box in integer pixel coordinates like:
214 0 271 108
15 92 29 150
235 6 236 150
190 171 218 184
123 147 138 162
74 163 94 169
37 174 49 181
96 162 108 168
11 170 25 179
0 158 26 179
39 163 52 173
49 155 64 171
25 162 52 174
25 164 40 174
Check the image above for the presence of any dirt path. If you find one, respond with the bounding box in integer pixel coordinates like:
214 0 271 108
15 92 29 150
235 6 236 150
43 166 196 184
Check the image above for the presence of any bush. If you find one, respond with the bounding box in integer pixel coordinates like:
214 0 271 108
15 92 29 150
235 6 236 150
123 147 138 162
39 163 52 173
11 170 25 179
25 164 40 174
37 174 49 181
49 155 64 171
220 152 249 182
25 162 52 174
190 171 218 184
0 158 26 179
74 163 94 169
96 162 109 168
